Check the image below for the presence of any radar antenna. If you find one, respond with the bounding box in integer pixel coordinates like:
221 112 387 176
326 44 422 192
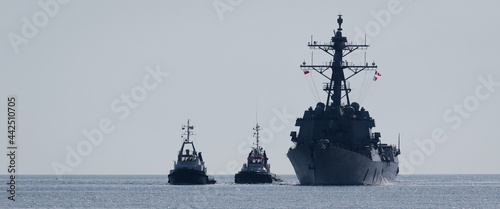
300 15 378 107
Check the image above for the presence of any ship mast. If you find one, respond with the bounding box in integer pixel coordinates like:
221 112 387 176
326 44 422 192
253 123 262 154
179 119 197 157
182 119 194 142
301 15 378 107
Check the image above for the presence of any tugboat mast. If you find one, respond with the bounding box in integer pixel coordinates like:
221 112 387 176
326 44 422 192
301 15 378 107
180 119 196 154
253 123 262 154
182 119 194 142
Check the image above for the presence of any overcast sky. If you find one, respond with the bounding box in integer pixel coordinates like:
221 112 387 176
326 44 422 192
1 0 500 175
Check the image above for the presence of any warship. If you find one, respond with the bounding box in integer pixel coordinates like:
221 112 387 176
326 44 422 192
287 15 401 185
168 120 216 185
235 123 282 184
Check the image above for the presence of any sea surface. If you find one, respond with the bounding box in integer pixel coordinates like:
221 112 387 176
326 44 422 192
2 174 500 208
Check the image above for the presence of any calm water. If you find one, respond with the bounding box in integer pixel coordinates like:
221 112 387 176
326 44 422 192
2 174 499 208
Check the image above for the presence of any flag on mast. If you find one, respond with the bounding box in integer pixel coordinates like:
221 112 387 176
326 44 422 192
373 70 381 81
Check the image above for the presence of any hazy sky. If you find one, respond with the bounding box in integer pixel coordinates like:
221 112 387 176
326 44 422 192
1 0 500 175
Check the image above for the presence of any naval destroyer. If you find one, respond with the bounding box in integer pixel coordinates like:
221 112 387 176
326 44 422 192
287 15 401 185
168 120 216 185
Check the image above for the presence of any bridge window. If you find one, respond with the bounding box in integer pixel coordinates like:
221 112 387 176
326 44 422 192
251 159 263 164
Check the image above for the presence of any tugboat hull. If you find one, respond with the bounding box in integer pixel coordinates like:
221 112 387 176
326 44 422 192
234 171 282 184
168 168 216 185
287 145 398 185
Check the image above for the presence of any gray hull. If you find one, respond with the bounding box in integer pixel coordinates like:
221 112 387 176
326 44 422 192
287 145 398 185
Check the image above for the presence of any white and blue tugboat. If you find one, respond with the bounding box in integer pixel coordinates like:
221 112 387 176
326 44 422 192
168 120 216 185
235 123 282 184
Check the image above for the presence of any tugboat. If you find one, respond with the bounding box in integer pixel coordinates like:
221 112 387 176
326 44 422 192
168 120 216 185
287 15 401 185
235 123 282 184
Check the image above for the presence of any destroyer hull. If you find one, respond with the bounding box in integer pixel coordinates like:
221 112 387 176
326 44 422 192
287 145 398 185
168 168 216 185
234 171 282 184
